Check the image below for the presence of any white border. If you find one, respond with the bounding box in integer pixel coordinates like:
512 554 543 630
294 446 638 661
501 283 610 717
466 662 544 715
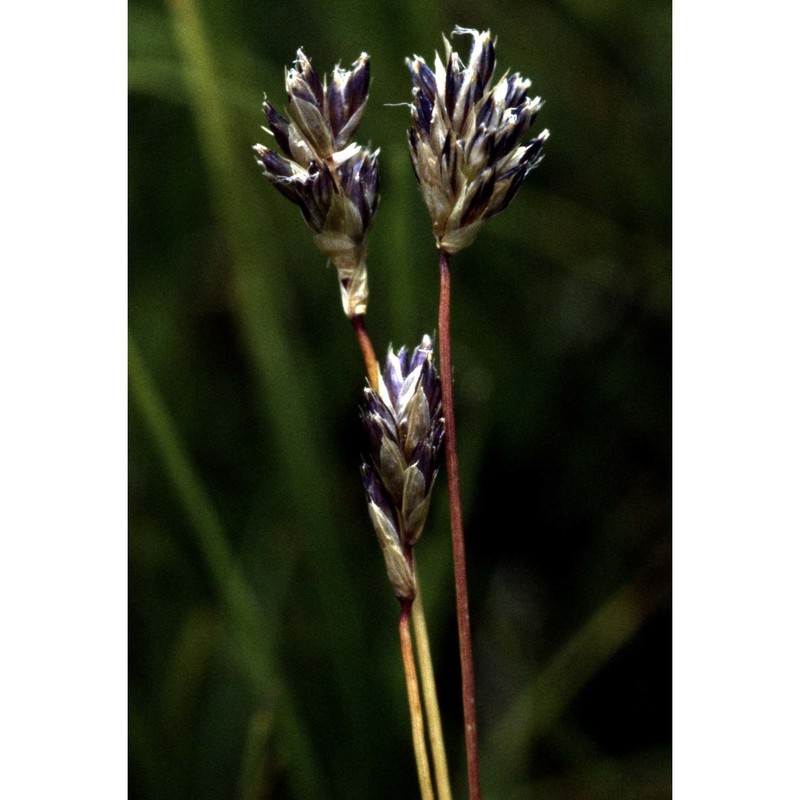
0 2 127 796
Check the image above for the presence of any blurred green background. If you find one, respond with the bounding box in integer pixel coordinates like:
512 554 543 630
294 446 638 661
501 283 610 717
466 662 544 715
129 0 671 798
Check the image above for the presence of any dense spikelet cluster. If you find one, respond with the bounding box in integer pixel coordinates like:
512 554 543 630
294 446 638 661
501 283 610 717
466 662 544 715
254 50 379 318
361 335 445 600
407 27 549 254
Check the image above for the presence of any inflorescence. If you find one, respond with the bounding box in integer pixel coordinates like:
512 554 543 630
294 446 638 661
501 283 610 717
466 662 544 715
360 336 445 600
254 32 548 596
407 27 549 254
254 49 379 318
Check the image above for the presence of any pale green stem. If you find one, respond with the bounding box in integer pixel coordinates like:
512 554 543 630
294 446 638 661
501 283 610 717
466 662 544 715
411 582 453 800
400 600 436 800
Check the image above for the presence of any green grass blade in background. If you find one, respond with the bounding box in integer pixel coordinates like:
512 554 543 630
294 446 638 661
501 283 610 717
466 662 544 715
161 0 382 790
129 333 327 799
484 547 671 796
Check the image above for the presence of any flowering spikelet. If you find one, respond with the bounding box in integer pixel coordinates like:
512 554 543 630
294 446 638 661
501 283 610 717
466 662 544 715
407 27 550 254
254 49 379 318
361 335 445 600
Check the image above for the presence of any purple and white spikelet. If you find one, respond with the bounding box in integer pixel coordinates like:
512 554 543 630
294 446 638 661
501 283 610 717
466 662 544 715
407 27 549 254
254 49 379 318
360 335 445 600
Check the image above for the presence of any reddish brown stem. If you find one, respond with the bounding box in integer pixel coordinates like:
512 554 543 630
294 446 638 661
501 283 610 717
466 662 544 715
351 313 380 391
438 248 481 799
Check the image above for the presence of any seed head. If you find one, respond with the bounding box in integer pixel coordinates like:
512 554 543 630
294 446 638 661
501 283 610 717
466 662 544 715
407 27 550 254
254 49 378 318
360 335 445 600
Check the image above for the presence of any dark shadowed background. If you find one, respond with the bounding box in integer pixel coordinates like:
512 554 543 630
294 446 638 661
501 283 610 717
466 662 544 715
129 0 671 797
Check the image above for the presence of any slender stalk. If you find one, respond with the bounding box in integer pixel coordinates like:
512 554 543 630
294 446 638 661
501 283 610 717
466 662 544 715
411 579 453 800
351 313 380 391
399 599 435 800
438 248 481 799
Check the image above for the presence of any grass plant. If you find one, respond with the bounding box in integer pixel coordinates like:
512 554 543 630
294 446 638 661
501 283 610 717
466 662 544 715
130 3 672 798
